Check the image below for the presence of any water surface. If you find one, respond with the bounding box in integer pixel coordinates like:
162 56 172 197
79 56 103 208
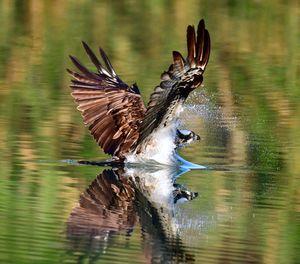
0 1 299 263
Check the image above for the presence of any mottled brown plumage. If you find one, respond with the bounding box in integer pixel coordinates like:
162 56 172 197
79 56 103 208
68 19 210 159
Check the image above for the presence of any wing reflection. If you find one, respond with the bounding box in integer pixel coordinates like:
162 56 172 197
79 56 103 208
66 166 197 263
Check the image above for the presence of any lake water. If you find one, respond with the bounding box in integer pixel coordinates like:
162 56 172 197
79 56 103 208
0 1 299 264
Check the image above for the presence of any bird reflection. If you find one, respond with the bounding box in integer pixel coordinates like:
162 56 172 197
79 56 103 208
66 166 198 263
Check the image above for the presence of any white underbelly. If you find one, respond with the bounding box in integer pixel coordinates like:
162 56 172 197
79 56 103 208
125 102 184 165
125 122 177 165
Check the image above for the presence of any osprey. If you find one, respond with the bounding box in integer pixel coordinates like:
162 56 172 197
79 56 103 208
68 19 210 164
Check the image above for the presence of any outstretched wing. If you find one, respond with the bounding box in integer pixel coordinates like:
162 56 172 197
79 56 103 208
138 19 210 145
68 42 146 157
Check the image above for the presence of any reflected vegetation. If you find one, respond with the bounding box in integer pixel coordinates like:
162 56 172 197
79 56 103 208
66 166 197 263
0 1 299 264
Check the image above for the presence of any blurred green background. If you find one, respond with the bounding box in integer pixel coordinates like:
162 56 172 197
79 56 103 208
0 0 299 263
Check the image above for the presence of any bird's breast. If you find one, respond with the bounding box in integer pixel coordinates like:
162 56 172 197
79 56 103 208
125 100 184 165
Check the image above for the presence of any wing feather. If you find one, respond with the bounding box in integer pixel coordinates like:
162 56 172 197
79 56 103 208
187 25 196 66
68 43 146 157
99 48 118 78
138 19 210 145
82 41 103 73
196 20 205 63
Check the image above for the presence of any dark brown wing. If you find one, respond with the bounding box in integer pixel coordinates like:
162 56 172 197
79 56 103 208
138 19 210 145
68 42 146 157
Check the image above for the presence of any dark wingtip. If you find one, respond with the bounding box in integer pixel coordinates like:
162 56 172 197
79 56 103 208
187 25 195 36
195 18 210 70
99 47 105 57
198 19 205 29
69 55 83 69
81 41 105 74
82 41 93 55
69 54 100 80
172 50 185 72
203 29 211 68
186 25 196 65
82 41 89 51
172 50 184 63
69 55 78 64
99 47 109 64
99 47 117 77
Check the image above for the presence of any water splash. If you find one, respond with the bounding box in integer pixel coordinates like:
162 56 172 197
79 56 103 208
181 90 239 130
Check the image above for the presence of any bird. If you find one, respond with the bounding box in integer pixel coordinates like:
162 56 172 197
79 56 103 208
67 19 210 165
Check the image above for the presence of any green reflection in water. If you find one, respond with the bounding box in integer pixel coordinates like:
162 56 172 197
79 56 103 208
0 1 299 264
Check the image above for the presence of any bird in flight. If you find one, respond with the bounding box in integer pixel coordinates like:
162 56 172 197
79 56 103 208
68 19 210 165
